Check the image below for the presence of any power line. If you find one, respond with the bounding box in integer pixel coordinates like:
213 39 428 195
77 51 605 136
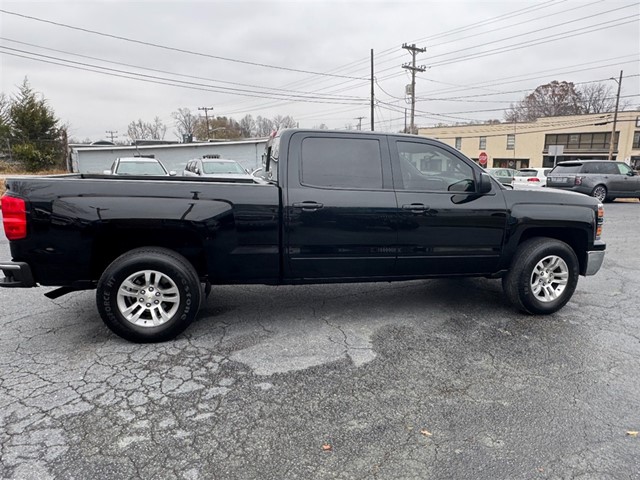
0 46 369 105
370 13 638 83
428 16 639 69
0 37 366 102
0 9 367 81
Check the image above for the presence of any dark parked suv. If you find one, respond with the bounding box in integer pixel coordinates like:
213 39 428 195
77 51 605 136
546 160 640 202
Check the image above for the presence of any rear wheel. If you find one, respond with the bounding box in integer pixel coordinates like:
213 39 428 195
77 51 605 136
502 238 579 315
591 185 607 202
97 247 201 342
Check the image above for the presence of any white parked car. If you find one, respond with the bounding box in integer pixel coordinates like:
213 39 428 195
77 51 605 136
103 157 175 176
511 168 552 189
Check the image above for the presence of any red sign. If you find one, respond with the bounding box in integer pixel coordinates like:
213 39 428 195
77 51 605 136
478 152 488 166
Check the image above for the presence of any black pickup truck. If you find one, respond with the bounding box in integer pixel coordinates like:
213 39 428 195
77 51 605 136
1 129 606 342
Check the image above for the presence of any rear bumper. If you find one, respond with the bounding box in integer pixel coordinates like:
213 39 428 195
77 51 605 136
0 261 37 287
547 185 591 195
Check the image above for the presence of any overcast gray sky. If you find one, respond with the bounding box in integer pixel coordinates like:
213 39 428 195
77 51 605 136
1 0 639 141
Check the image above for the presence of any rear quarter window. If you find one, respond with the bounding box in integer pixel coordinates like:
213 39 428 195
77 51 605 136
551 164 584 174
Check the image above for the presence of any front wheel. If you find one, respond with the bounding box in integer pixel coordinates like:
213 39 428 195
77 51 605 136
502 238 579 315
97 247 202 342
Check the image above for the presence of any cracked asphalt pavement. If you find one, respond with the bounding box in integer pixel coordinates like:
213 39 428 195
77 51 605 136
1 203 639 479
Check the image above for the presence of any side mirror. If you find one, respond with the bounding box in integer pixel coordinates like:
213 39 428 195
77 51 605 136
478 172 493 194
103 170 111 175
194 167 200 175
169 171 177 176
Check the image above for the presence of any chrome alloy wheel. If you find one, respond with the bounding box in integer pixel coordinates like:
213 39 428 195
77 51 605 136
530 255 569 303
592 186 607 202
116 270 180 327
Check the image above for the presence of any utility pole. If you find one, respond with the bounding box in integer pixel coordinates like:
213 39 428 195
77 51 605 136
355 117 365 131
370 49 375 132
198 106 214 139
105 130 118 142
402 43 426 135
607 70 623 161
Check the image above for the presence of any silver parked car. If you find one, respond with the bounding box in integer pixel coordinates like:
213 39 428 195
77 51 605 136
183 158 254 181
546 159 640 202
486 168 518 186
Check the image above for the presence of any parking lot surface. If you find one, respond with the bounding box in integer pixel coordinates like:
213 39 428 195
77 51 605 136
1 202 639 479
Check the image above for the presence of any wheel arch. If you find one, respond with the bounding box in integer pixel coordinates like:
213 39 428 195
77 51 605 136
510 227 589 275
90 226 208 282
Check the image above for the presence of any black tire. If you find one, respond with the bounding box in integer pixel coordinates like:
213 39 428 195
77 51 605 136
97 247 201 343
591 185 607 202
502 238 579 315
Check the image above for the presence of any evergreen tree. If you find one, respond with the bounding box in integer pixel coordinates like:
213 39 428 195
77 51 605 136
8 78 65 171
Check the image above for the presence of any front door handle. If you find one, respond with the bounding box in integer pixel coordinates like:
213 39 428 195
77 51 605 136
292 201 324 211
402 203 429 213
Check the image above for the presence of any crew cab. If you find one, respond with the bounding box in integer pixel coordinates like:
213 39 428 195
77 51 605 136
0 129 606 343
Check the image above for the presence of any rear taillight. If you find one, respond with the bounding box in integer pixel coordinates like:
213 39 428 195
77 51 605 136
596 203 604 240
527 177 540 182
1 195 27 240
575 176 583 186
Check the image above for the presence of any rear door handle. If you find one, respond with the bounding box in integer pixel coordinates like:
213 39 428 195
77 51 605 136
292 201 324 211
402 203 429 213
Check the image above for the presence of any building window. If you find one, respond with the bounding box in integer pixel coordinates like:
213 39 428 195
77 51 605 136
544 131 616 150
455 137 461 150
506 134 515 150
633 131 640 150
479 136 486 150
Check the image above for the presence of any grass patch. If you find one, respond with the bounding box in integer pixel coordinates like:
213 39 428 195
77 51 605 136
0 161 68 197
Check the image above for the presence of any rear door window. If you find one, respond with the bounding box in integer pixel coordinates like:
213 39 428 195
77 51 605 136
300 137 383 189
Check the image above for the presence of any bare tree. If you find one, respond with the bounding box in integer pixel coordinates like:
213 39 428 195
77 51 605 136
255 116 274 137
171 108 198 140
149 116 167 140
127 117 167 141
504 81 583 122
239 114 256 137
578 82 631 114
272 115 297 130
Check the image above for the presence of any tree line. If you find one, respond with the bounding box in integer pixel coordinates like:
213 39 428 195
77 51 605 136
123 111 298 143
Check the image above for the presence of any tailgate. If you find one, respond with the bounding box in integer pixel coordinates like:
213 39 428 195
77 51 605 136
547 175 576 187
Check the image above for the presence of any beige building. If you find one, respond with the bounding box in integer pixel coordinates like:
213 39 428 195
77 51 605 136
418 111 640 170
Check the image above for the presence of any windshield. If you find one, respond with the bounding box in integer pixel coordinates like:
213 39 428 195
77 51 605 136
202 161 246 174
116 161 166 175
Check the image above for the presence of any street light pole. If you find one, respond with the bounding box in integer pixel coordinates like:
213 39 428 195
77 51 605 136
607 70 623 161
